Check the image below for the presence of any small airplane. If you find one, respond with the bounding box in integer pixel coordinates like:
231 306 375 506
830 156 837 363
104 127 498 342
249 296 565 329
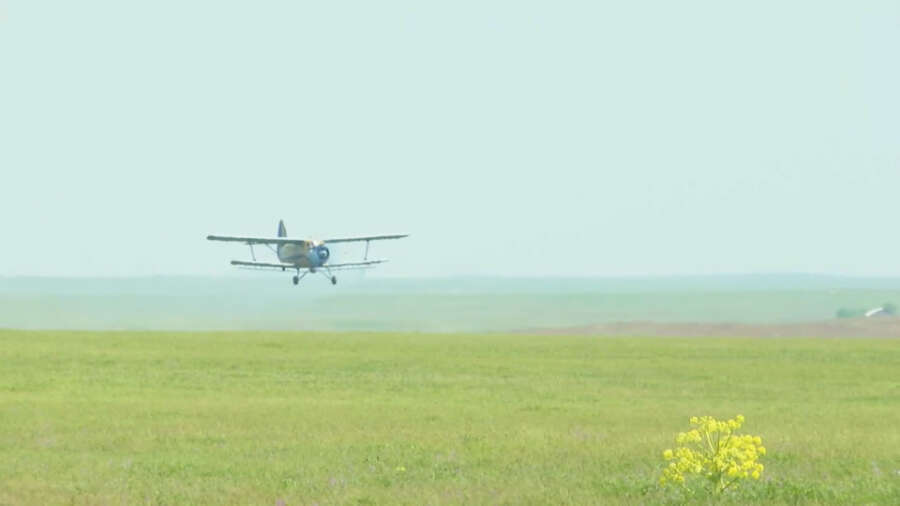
207 220 408 286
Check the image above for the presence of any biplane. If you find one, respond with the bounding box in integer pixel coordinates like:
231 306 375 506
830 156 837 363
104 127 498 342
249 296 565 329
207 220 408 285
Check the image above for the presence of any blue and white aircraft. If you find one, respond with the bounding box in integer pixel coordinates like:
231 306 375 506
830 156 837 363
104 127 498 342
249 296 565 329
207 220 408 286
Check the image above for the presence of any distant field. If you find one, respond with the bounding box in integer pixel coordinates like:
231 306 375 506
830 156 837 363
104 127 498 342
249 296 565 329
1 330 898 504
3 275 900 331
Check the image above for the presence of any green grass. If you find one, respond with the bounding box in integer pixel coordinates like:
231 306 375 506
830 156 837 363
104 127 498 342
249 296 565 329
1 330 899 504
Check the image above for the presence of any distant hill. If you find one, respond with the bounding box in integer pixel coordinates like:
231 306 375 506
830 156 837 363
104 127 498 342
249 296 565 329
2 274 900 332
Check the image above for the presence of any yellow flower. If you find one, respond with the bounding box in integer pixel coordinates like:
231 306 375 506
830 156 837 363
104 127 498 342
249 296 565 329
659 415 765 493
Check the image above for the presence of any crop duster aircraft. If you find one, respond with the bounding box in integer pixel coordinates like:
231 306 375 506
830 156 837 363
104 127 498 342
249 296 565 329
207 220 408 285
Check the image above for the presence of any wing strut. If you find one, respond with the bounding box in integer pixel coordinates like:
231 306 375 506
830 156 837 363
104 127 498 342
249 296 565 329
364 240 370 261
249 244 257 261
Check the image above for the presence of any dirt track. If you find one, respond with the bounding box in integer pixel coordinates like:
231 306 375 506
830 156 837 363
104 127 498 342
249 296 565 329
530 317 900 338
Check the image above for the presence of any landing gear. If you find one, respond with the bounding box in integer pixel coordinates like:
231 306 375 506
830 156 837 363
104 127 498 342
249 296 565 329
291 270 308 286
289 270 335 286
318 269 338 286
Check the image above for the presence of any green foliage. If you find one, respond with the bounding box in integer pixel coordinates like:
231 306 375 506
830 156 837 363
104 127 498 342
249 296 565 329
836 307 864 318
0 330 898 504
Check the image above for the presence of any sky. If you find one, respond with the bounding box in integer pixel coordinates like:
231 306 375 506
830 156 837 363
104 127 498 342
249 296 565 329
1 1 898 277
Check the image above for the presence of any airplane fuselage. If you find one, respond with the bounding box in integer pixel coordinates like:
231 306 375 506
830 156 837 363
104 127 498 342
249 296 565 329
277 241 330 270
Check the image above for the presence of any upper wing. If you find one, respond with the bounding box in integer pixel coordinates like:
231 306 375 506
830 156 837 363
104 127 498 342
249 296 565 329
207 235 311 246
322 234 409 244
230 259 387 270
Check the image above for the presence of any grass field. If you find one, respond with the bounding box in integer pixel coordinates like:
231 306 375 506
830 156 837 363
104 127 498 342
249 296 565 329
1 330 899 504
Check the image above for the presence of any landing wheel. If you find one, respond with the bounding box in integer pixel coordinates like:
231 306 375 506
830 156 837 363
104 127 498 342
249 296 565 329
292 275 299 285
331 276 337 285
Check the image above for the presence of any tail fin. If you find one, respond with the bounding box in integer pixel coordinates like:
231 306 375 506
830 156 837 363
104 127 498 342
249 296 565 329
277 220 287 237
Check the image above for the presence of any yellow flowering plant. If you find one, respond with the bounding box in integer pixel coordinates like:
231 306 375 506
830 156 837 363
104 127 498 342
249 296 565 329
659 415 766 494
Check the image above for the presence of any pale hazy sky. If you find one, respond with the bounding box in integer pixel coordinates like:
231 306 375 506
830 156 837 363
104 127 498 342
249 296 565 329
1 1 898 277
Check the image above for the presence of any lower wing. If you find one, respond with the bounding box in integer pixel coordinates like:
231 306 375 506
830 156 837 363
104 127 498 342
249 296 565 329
230 260 386 270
